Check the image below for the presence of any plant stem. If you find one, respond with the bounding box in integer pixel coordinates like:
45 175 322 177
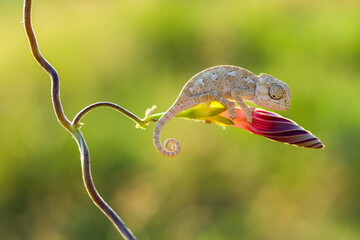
23 0 71 131
73 130 136 240
23 1 136 239
72 102 144 127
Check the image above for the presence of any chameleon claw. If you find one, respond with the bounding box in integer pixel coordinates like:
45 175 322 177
227 102 237 120
245 107 255 124
229 108 237 120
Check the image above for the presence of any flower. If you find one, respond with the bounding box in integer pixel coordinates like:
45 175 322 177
173 102 324 149
146 101 324 149
220 107 324 149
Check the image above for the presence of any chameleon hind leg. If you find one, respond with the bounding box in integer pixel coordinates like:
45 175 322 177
189 91 237 119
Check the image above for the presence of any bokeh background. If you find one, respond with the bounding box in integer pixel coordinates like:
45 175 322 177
1 0 360 239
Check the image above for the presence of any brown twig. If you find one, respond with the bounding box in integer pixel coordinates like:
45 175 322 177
72 101 144 127
23 0 136 239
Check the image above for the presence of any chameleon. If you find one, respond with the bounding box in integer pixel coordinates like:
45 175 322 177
153 65 291 157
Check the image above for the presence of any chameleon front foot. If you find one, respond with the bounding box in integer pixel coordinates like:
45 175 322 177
244 106 255 123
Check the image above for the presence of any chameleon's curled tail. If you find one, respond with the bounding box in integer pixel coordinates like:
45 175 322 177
155 137 181 157
153 108 182 157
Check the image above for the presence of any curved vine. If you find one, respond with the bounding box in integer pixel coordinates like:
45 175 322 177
23 0 137 239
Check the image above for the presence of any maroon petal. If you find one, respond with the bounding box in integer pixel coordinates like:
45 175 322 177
220 108 324 149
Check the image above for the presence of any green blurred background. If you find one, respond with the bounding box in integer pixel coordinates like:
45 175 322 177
1 0 360 239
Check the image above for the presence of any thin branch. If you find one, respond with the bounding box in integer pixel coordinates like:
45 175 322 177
72 102 144 127
73 130 136 240
23 0 137 239
23 0 71 131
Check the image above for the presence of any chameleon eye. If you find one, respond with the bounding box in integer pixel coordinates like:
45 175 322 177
269 84 284 100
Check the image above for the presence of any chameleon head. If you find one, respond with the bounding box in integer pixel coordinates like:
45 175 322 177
251 73 291 111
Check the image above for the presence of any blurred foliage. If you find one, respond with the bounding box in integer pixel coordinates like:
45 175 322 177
1 0 360 239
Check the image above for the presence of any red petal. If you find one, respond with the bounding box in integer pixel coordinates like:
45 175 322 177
221 108 324 149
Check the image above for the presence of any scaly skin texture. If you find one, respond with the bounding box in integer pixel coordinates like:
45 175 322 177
153 65 291 157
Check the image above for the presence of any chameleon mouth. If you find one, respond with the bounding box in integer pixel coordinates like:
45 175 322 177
275 102 290 111
283 102 290 108
281 98 291 109
285 101 291 109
